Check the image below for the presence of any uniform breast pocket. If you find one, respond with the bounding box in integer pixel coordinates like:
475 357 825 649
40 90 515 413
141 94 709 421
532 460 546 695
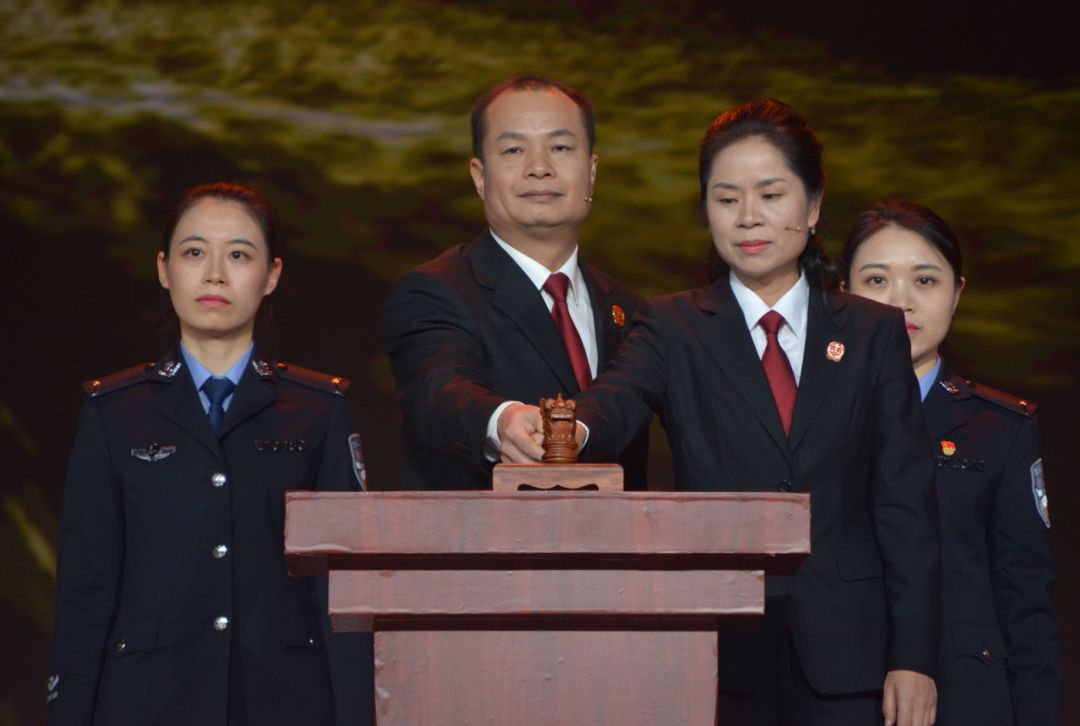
950 624 1008 667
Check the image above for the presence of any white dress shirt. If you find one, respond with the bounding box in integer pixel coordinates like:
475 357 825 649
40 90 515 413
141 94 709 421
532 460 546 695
484 231 598 460
728 270 809 383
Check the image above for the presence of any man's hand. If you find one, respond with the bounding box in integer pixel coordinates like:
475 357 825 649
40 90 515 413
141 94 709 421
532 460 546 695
883 670 936 726
497 404 545 463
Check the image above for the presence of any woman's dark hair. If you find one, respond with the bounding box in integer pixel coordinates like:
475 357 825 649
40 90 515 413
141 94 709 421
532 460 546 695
699 99 840 290
842 200 963 284
158 182 281 355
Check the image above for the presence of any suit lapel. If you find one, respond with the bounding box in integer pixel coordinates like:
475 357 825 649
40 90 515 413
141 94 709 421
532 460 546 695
151 359 222 458
470 232 581 395
922 364 970 439
696 278 791 457
581 264 620 370
788 290 845 453
217 362 276 440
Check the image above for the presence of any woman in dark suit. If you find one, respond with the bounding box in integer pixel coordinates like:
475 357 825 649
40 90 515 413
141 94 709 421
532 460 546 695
48 183 371 725
844 200 1061 726
570 100 940 726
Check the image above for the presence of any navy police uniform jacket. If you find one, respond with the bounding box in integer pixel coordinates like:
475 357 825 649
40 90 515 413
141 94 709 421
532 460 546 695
48 354 372 725
925 366 1061 726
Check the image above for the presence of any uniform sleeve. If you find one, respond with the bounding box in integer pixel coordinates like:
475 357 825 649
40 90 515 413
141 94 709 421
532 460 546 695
48 401 124 725
315 396 366 493
313 395 375 726
869 310 942 678
576 298 668 463
990 415 1062 725
382 271 508 472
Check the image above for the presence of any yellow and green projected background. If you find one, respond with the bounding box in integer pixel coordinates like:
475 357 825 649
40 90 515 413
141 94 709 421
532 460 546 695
1 1 1076 722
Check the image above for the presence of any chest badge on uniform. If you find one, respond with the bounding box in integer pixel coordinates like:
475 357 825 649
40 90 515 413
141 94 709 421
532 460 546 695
1031 458 1050 528
940 440 956 457
611 304 626 328
254 438 306 452
130 443 176 462
825 341 845 362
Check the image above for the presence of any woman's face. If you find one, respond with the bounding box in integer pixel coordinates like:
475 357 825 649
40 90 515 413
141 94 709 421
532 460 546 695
157 198 282 344
705 135 821 301
848 225 964 377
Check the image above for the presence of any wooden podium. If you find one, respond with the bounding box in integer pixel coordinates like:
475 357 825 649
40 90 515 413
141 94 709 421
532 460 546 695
286 491 810 726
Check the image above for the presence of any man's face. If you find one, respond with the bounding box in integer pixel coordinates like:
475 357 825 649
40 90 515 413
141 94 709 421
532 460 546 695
470 88 597 245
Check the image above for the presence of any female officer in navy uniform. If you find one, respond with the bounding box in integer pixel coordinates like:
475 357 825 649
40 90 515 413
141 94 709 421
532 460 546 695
845 200 1061 725
48 183 372 725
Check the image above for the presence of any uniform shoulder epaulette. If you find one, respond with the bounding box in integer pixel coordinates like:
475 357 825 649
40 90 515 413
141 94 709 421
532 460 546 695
967 380 1037 417
82 362 156 399
270 361 350 396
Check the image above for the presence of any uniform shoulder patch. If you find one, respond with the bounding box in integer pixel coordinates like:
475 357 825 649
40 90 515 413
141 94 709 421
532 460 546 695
1031 458 1050 528
272 362 350 396
82 362 155 398
967 380 1037 417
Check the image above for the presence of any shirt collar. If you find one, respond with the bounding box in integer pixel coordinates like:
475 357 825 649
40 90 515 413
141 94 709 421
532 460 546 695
729 270 810 338
180 341 254 391
490 229 584 301
918 357 943 402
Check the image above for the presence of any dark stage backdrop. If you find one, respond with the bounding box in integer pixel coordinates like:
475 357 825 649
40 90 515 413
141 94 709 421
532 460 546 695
2 1 1076 723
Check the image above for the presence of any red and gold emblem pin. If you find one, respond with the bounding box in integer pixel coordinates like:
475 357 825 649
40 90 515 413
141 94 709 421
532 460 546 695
611 304 626 328
940 441 956 457
825 341 845 362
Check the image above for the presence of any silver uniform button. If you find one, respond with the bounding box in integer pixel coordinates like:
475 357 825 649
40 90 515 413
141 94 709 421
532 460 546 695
213 544 228 559
214 616 229 631
211 472 227 487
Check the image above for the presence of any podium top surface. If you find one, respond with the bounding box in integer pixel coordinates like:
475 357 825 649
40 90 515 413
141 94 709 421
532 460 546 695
286 491 809 576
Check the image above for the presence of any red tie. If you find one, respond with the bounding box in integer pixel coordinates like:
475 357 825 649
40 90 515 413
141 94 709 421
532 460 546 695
759 310 797 435
543 272 592 392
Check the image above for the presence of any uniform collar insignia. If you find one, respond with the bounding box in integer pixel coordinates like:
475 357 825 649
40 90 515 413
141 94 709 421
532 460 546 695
939 379 959 394
252 359 273 377
157 361 182 378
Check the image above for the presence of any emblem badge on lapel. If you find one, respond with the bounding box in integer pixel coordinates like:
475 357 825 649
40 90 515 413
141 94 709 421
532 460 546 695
130 443 177 462
939 380 959 394
940 441 956 457
611 305 626 328
825 341 845 362
251 359 273 377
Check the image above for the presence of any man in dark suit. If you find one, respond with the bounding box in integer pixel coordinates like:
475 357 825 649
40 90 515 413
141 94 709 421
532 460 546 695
383 75 646 490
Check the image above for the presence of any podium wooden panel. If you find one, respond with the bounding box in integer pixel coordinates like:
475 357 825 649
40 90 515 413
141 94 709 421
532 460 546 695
286 491 810 726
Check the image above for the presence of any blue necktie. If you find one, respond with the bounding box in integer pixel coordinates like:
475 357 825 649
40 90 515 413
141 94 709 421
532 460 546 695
202 377 236 433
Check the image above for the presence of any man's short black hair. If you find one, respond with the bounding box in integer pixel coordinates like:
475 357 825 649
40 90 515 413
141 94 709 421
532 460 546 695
471 74 596 160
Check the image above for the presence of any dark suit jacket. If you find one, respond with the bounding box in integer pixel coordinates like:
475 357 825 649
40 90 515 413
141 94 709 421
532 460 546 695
383 231 647 490
575 276 941 695
925 366 1060 726
49 355 372 726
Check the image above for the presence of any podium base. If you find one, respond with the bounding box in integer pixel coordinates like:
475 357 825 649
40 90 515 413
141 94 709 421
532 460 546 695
374 629 717 726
